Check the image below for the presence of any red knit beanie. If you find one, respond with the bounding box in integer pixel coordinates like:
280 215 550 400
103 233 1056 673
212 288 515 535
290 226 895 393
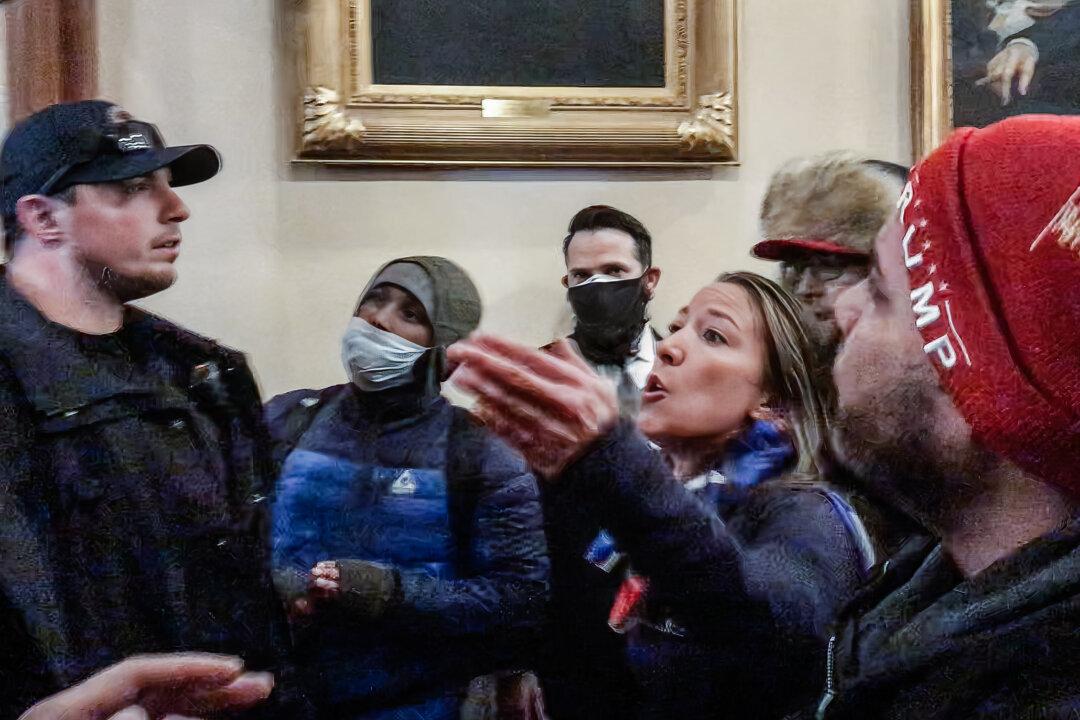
899 114 1080 496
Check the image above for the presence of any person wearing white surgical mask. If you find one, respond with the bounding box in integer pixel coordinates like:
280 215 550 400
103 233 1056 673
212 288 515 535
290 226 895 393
264 257 550 720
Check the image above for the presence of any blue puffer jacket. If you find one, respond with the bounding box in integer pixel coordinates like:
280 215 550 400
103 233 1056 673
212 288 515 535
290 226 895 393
547 420 876 720
266 383 549 719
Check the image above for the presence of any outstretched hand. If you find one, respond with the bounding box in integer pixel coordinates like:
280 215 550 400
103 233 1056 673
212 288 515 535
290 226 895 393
19 653 273 720
448 335 619 478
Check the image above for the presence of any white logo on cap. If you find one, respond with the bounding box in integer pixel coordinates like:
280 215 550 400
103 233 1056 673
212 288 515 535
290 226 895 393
898 180 972 370
1030 185 1080 256
116 133 151 152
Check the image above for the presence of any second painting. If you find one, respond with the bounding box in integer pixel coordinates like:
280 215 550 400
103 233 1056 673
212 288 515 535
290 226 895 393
912 0 1079 157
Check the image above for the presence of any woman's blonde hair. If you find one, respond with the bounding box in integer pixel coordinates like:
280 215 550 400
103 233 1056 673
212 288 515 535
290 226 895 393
716 271 829 479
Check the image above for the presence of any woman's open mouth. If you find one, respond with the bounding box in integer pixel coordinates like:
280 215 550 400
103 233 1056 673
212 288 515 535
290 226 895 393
642 373 668 403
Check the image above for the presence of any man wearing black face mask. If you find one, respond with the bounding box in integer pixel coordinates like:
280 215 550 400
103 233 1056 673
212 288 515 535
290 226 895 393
559 205 662 419
538 207 661 718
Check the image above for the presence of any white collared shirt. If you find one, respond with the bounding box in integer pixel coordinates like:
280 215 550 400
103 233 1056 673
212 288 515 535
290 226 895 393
588 327 657 418
624 326 657 390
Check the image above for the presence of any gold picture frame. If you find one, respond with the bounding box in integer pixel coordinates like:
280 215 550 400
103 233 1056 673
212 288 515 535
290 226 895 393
294 0 739 167
912 0 1080 159
911 0 953 160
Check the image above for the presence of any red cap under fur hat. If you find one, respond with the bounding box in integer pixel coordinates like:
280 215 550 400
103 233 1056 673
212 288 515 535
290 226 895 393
900 114 1080 496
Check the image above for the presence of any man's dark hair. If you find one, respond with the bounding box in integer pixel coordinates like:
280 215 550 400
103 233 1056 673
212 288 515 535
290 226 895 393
3 186 78 257
563 205 652 268
863 159 911 183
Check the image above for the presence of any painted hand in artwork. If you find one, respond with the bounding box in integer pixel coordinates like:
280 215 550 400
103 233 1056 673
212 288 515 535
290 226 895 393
448 335 619 479
977 40 1039 104
1026 0 1069 19
310 560 342 597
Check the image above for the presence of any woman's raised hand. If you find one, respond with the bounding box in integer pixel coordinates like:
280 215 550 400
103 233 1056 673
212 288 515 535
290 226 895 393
448 335 619 479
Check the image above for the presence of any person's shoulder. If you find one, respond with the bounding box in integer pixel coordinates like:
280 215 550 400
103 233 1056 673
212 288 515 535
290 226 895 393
132 308 249 366
265 385 345 416
743 479 858 541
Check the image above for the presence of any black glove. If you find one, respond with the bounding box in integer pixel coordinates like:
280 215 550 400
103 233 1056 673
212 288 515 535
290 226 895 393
333 559 402 620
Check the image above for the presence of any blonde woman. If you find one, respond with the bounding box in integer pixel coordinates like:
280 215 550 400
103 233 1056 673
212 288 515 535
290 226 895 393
450 272 884 719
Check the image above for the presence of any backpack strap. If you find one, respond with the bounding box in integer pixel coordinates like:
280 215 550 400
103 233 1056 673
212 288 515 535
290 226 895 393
444 406 492 566
268 386 342 468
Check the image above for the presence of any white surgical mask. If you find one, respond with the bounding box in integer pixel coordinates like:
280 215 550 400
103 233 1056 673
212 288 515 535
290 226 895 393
341 317 430 392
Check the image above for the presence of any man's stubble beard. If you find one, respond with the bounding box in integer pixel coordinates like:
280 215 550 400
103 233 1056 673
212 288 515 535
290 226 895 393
831 358 992 533
95 262 177 303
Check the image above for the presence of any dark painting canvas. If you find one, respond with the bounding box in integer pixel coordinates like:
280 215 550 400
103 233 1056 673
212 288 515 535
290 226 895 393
950 0 1079 127
371 0 666 87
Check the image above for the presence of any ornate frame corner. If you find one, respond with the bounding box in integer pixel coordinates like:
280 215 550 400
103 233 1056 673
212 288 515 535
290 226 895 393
293 0 739 166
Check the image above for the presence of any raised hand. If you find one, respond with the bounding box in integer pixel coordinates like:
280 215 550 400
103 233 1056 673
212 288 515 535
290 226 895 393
448 335 618 478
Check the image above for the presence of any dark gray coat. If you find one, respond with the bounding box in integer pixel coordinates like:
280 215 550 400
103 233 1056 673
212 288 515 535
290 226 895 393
0 273 293 717
810 514 1080 720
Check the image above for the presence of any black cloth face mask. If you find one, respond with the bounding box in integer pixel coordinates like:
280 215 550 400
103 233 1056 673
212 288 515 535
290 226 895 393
568 273 650 366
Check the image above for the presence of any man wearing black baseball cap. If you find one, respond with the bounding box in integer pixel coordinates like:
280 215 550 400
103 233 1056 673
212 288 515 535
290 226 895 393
0 101 295 717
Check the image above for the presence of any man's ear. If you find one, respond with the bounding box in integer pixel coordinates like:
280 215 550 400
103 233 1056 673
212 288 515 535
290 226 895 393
15 195 66 247
561 274 569 289
642 266 661 299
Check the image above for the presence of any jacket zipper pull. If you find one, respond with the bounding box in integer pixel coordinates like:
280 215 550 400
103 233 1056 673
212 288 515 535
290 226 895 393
815 634 837 720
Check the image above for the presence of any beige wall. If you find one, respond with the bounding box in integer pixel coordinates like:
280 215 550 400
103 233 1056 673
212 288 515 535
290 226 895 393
97 0 911 398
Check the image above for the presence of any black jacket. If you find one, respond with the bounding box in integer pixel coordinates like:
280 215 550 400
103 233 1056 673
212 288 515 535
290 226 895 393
811 514 1080 720
0 274 295 717
545 422 885 719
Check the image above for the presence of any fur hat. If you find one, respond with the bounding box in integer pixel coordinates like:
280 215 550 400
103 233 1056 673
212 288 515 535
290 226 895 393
754 152 907 261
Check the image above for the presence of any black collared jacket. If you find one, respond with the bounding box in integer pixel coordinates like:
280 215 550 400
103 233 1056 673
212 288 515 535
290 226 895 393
0 273 294 717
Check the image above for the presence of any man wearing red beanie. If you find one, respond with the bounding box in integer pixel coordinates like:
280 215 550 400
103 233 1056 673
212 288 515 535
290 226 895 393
819 113 1080 719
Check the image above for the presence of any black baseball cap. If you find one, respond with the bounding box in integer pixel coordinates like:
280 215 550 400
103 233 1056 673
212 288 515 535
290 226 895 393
0 100 220 231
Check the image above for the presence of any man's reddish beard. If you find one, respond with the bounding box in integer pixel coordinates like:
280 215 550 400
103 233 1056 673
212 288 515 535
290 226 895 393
831 359 991 532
